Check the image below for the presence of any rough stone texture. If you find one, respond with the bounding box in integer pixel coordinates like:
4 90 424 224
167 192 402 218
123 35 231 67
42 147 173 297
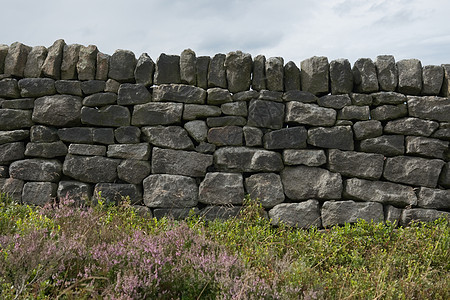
328 149 384 180
353 120 383 140
184 120 208 142
283 149 326 166
68 144 106 156
94 183 142 205
252 55 266 91
206 116 246 127
282 90 318 103
206 88 232 105
307 126 354 151
195 56 210 89
337 105 370 120
60 44 81 80
350 93 373 106
330 58 353 94
195 142 216 154
384 117 439 137
96 52 110 81
33 95 82 127
263 127 307 149
269 200 321 228
92 128 115 144
57 181 92 204
40 39 65 79
208 54 227 88
142 126 193 150
58 127 93 143
18 78 56 97
247 99 284 129
153 84 206 104
1 98 34 109
371 92 406 105
0 109 33 130
24 46 48 78
81 80 105 94
417 187 450 209
285 102 336 127
371 104 407 121
318 94 351 109
24 141 68 158
383 156 445 188
117 83 151 105
422 65 444 95
440 162 450 188
259 91 283 102
0 78 20 98
0 130 29 144
265 57 284 91
105 79 120 93
385 205 402 225
441 64 450 97
154 53 180 84
76 45 98 81
408 96 450 122
134 53 154 86
63 154 119 183
200 206 243 221
143 174 198 208
406 136 448 160
322 200 384 227
180 49 196 85
81 105 130 127
132 102 183 125
54 80 82 96
358 135 405 156
207 126 243 146
344 178 417 207
397 59 422 95
400 208 449 226
114 126 141 144
22 182 57 206
432 124 450 141
199 172 244 205
10 159 62 182
153 208 198 220
281 166 342 200
221 101 247 116
0 142 25 163
4 42 32 77
300 56 329 96
83 92 117 107
214 147 283 172
284 61 301 91
151 147 213 177
117 159 151 185
224 51 252 93
352 58 379 93
108 49 136 83
375 55 398 92
245 173 284 208
243 126 263 147
107 143 150 160
0 178 24 202
0 44 8 74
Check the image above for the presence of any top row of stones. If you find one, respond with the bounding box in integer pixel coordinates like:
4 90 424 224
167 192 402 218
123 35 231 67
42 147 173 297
1 40 449 97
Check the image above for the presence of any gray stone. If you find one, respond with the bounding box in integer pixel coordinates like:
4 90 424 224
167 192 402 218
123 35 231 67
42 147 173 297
81 80 105 94
105 79 120 93
0 166 7 178
63 154 119 183
284 61 301 91
335 120 353 126
417 187 450 209
352 58 379 93
243 126 263 147
0 78 20 98
233 90 259 101
441 64 450 97
208 54 227 88
353 120 383 140
371 104 407 121
265 57 284 91
285 101 336 127
4 42 31 77
0 44 8 74
154 53 180 84
281 166 342 200
221 101 248 116
247 99 285 129
0 178 24 202
142 126 193 150
107 143 150 160
329 58 353 95
383 156 445 188
371 92 406 105
54 80 82 96
397 59 422 95
76 45 98 81
151 148 213 177
322 200 384 227
68 144 106 156
81 105 130 127
143 174 198 208
283 149 326 166
0 142 25 163
24 141 68 158
132 102 183 126
318 94 351 109
300 56 329 96
22 182 57 206
359 135 405 156
225 51 252 93
180 49 196 85
263 127 307 149
337 106 370 120
406 136 449 159
200 206 243 221
153 84 206 104
195 142 216 154
96 52 110 81
24 46 48 78
259 90 283 101
199 172 244 205
252 55 266 91
117 159 151 185
108 49 137 83
214 146 283 172
207 87 232 105
114 126 141 144
93 128 115 145
282 91 316 103
307 126 354 151
40 39 65 79
245 173 284 208
0 109 32 130
57 181 92 205
375 55 398 92
153 208 198 220
422 65 444 95
328 149 384 180
0 130 29 144
134 53 154 86
400 208 449 226
184 120 208 142
206 116 246 127
384 117 439 137
58 127 93 143
117 83 151 105
94 183 142 205
350 93 373 106
33 95 82 127
83 92 117 107
207 126 243 146
439 162 450 188
385 205 402 225
269 201 321 228
60 44 81 80
408 96 450 122
344 178 417 207
196 56 210 89
1 98 34 109
10 159 62 182
432 126 450 141
183 104 221 120
18 78 56 97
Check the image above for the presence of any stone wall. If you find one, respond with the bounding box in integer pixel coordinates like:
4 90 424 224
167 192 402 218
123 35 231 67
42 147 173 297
0 40 449 228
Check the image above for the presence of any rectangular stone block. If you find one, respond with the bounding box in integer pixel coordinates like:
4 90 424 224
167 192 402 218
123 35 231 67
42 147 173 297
328 149 384 180
322 200 384 227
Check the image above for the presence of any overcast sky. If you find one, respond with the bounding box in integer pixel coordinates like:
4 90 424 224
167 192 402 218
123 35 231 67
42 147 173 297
2 0 449 66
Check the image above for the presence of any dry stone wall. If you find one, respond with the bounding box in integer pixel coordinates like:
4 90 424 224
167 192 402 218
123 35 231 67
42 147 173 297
0 39 449 228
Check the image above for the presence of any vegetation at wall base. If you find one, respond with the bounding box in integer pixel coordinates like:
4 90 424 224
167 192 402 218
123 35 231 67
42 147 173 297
0 193 449 299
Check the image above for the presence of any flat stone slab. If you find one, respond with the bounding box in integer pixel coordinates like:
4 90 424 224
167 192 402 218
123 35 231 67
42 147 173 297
107 143 151 160
358 135 405 156
384 117 439 137
10 159 62 182
151 147 213 177
152 84 206 104
307 126 354 151
328 149 384 180
199 172 244 205
405 136 449 159
24 141 68 158
263 127 307 149
214 146 283 172
321 200 384 227
269 200 322 228
285 101 336 127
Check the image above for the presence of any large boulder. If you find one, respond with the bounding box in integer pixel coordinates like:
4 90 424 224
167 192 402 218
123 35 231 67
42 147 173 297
151 148 213 177
199 172 244 205
269 200 322 228
63 154 120 183
10 159 62 182
214 146 283 172
4 42 31 77
321 200 384 227
33 95 82 127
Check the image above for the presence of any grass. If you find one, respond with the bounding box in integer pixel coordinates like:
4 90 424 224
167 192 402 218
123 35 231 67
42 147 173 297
0 193 449 299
